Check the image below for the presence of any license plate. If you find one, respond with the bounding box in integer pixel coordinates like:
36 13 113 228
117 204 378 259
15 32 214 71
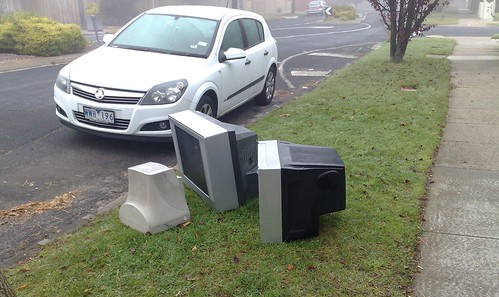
83 107 115 124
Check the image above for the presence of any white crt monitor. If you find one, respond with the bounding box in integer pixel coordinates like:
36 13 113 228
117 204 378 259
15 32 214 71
169 110 258 212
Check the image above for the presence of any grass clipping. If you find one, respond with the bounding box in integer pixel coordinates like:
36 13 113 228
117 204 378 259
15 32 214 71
0 191 78 220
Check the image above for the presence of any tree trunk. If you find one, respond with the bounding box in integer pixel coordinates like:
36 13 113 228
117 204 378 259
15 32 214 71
390 28 397 60
389 1 397 60
0 270 16 297
393 32 411 63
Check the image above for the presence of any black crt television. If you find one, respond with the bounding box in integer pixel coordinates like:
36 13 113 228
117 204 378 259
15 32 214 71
257 140 346 243
169 110 258 212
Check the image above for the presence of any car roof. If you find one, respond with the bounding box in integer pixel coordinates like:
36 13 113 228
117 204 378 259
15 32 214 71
146 5 262 21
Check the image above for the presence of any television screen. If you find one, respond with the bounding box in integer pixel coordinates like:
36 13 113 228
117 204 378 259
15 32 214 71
258 140 346 243
174 127 208 196
169 110 258 212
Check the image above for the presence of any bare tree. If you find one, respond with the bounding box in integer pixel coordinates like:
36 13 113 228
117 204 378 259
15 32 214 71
367 0 447 62
0 269 16 297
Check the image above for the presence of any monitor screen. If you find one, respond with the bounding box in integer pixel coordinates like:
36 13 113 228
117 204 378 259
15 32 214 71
169 110 258 212
174 126 209 197
258 140 346 243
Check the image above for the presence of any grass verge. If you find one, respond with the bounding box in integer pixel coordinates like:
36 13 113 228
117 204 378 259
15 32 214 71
424 11 458 25
6 38 454 296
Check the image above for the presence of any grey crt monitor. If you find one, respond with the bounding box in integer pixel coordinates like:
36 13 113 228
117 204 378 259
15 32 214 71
169 110 258 212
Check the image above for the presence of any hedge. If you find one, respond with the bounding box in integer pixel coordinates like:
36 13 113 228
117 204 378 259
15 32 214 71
0 12 87 56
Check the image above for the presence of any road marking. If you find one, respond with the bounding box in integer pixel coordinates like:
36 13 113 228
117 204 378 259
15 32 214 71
273 26 336 30
291 69 331 77
309 53 358 59
274 23 371 40
278 42 379 89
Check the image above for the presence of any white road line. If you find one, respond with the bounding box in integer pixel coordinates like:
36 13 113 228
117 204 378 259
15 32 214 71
275 23 371 40
291 70 331 77
309 53 358 59
279 42 379 89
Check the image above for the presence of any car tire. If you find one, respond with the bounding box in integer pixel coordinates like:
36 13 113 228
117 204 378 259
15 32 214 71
254 66 276 106
196 95 216 117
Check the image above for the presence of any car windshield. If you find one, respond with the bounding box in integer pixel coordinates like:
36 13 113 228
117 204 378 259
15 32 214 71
110 13 218 58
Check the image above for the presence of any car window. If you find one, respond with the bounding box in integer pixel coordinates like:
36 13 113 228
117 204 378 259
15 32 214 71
241 18 264 48
110 14 218 57
220 20 245 52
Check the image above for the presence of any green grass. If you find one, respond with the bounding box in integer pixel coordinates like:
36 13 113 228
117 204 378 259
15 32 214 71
5 38 455 296
424 11 458 25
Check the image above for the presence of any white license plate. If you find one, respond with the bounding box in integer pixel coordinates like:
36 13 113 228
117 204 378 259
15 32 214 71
83 107 115 124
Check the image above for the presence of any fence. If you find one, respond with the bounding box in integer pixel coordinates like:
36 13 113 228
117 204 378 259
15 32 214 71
0 0 306 27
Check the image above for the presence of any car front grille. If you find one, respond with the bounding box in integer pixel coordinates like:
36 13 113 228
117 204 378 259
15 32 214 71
71 82 145 105
74 111 130 130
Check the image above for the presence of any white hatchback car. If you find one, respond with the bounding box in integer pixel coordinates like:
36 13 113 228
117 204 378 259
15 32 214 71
54 5 278 141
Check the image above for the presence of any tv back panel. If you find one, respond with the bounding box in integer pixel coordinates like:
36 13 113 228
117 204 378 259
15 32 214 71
169 110 258 212
258 140 346 243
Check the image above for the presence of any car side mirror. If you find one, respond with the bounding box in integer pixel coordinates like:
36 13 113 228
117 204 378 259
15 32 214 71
219 48 246 63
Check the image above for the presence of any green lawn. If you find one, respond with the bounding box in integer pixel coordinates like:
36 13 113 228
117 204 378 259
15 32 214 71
5 37 455 296
424 11 459 25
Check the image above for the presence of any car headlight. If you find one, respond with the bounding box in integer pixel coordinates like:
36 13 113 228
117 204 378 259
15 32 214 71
55 72 70 94
141 80 188 105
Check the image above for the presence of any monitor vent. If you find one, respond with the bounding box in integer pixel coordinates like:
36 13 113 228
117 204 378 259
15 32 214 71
238 141 258 174
288 145 342 165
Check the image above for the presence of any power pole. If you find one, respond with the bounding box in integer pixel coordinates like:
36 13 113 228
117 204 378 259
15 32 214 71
77 0 86 29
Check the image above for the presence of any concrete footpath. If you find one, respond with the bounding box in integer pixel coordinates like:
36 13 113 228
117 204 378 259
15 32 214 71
412 37 499 296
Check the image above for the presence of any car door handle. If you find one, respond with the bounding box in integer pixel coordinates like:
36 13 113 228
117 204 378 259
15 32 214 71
245 59 251 65
264 50 269 56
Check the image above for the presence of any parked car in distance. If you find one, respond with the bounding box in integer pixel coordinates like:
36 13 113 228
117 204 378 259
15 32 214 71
54 5 278 141
306 0 328 15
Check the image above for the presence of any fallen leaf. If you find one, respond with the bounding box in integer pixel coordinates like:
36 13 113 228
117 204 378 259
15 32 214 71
0 191 79 219
286 264 294 271
178 221 191 228
233 256 240 264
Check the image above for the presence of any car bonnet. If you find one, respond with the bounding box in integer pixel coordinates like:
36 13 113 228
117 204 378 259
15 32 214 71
67 46 209 91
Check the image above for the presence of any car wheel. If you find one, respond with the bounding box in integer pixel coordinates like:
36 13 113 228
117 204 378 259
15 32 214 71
196 95 216 117
254 66 276 106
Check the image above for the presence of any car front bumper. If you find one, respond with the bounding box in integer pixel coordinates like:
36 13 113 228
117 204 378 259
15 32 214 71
54 85 194 140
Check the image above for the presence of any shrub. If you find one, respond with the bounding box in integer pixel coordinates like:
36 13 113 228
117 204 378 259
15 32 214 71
332 5 357 21
0 11 87 56
0 22 16 53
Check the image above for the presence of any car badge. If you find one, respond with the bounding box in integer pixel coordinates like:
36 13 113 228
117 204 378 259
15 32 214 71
95 88 105 100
